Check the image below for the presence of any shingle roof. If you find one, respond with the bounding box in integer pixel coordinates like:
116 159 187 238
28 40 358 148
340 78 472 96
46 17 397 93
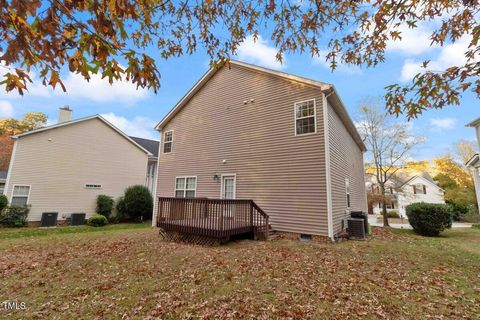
130 137 159 157
0 171 7 180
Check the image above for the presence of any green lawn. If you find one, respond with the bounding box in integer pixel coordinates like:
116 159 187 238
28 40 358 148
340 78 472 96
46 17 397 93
0 226 479 319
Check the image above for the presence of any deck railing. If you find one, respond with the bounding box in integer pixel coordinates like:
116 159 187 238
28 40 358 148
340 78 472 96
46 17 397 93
156 197 269 240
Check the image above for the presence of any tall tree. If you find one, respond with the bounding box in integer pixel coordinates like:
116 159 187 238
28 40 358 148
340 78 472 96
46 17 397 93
0 1 478 117
357 99 423 226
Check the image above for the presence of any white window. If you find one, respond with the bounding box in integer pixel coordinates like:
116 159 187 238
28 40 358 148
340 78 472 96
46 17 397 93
175 177 196 198
11 185 30 206
295 99 316 135
163 131 173 153
345 178 351 209
85 184 102 189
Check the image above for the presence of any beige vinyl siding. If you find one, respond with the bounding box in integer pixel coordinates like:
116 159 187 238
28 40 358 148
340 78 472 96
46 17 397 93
328 103 367 234
157 65 329 235
5 118 148 221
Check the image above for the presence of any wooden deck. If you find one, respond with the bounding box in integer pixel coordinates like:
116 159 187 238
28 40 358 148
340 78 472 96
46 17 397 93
156 197 269 244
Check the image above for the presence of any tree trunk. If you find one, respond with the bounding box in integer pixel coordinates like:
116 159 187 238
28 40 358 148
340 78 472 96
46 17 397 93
380 184 390 227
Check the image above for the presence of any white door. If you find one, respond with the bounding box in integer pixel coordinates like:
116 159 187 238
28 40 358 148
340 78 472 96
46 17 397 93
221 175 236 217
221 176 236 199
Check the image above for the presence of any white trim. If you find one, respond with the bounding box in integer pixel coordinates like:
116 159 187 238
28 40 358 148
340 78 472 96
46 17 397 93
220 174 237 199
323 94 334 240
4 139 17 198
10 184 31 206
294 99 317 136
12 115 152 156
163 130 174 154
345 178 351 209
174 176 197 198
152 130 162 226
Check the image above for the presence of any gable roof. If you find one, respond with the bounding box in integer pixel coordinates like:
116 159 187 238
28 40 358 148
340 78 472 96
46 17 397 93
466 153 479 167
155 59 367 152
466 118 480 127
130 136 159 157
399 172 443 191
12 115 152 156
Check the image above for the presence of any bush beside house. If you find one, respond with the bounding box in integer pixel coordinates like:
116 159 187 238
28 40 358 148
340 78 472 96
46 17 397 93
0 195 8 213
0 206 29 227
87 214 108 227
96 195 114 217
117 185 153 221
406 203 452 236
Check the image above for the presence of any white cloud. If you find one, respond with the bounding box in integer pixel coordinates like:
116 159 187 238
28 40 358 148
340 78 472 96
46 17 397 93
101 112 157 140
313 50 362 75
236 35 285 69
1 60 149 104
430 117 457 131
0 100 14 117
386 24 436 56
400 36 478 82
58 72 150 104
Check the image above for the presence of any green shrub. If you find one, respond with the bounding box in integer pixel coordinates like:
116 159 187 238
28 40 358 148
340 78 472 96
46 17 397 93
87 214 108 227
406 202 452 236
118 185 153 221
386 210 399 218
96 195 114 217
446 201 470 221
0 205 29 227
472 224 480 229
107 214 121 224
0 195 8 212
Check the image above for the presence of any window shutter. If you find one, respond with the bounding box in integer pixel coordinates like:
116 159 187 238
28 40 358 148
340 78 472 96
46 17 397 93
412 185 416 194
423 185 427 194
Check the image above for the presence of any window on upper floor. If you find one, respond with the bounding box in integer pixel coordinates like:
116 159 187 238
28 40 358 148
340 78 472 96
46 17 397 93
163 131 173 153
294 99 316 135
413 184 427 195
11 185 30 207
175 177 196 198
345 178 351 209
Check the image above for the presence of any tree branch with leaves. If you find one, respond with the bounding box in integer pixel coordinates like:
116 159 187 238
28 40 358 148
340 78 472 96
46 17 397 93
0 0 478 117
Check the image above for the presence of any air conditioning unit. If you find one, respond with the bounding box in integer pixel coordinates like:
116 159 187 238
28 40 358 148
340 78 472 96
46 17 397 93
347 218 366 240
70 213 86 226
40 212 58 227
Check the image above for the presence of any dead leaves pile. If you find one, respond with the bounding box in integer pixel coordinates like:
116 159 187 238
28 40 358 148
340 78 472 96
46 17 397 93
0 228 478 319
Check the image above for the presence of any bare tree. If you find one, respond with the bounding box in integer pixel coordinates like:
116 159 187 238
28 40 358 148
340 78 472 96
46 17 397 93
453 140 478 165
357 99 424 227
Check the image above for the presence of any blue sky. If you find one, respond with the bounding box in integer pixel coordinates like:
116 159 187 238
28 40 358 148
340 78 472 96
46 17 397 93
0 25 478 161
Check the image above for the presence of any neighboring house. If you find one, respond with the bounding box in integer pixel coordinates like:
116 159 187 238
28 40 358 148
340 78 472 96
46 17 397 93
153 60 367 239
466 118 480 209
366 172 445 218
4 107 158 226
0 170 6 195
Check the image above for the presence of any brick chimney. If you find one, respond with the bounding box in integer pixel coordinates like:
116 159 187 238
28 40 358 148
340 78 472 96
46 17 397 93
58 106 73 123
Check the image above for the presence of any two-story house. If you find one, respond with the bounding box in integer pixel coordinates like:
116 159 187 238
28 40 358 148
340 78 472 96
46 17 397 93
466 118 480 209
4 107 159 226
153 60 368 240
366 172 445 218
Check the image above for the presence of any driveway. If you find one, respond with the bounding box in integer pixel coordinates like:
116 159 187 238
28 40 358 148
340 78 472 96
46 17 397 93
368 215 473 229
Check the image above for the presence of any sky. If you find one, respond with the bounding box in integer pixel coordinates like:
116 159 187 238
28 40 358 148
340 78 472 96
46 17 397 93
0 20 478 161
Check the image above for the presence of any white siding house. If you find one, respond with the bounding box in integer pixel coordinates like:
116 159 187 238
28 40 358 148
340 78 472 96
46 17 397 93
366 173 445 218
4 108 159 226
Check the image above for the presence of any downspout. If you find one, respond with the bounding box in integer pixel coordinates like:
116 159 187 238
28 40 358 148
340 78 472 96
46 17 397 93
322 90 334 241
3 138 18 200
151 130 162 227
